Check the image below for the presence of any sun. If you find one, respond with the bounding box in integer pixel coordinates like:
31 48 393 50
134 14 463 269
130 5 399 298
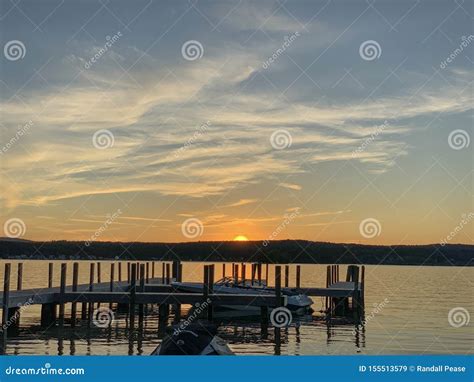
233 235 249 242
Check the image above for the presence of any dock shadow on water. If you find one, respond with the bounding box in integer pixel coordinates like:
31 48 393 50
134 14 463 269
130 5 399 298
1 308 366 356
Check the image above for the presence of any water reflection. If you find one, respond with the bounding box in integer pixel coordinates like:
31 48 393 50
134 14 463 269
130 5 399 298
1 305 367 356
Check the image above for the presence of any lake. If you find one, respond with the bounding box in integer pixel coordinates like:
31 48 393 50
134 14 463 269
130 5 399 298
0 261 472 355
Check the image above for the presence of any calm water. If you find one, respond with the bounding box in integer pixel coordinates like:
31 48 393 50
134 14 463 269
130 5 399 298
0 261 472 355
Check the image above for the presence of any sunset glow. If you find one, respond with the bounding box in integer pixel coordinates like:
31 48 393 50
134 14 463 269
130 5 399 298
233 235 249 242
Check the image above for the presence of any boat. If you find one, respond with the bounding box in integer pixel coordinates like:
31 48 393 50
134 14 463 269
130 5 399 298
151 321 234 355
171 277 313 314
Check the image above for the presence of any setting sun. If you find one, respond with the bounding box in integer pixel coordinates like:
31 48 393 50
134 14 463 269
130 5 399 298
233 235 249 242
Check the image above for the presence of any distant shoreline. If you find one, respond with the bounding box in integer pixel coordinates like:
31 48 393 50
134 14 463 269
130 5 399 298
1 239 472 266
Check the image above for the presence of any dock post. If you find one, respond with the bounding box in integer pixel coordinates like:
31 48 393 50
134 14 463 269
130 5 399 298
48 263 53 288
284 265 289 288
265 263 269 285
97 262 101 283
17 263 23 291
202 265 209 318
250 263 255 285
275 266 282 307
71 262 79 327
222 263 226 278
274 265 282 348
58 263 67 328
87 263 95 327
207 265 214 321
296 265 301 288
161 263 165 284
118 263 122 282
127 262 131 283
361 265 365 304
257 263 262 284
325 265 330 313
241 263 246 283
109 263 115 311
146 262 149 283
1 264 11 345
42 264 57 327
352 266 360 321
139 264 145 326
129 264 137 330
152 262 155 279
166 263 171 284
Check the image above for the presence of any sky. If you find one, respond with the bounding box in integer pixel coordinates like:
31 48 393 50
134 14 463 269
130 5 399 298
0 0 472 245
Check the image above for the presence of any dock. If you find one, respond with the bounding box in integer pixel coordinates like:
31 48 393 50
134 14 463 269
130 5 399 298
0 261 364 351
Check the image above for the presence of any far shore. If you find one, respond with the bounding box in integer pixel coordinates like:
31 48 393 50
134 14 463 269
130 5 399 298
0 239 472 266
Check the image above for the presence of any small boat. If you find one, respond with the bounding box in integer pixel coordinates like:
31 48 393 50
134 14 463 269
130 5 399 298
172 277 313 314
151 321 234 355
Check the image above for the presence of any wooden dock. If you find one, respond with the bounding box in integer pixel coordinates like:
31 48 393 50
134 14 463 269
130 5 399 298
0 261 364 349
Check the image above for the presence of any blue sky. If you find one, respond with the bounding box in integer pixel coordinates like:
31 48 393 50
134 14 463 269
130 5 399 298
0 0 472 244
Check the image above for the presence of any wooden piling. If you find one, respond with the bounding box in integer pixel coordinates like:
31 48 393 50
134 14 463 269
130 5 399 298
284 265 289 288
48 263 53 288
162 263 165 284
118 263 122 282
129 263 137 329
109 263 115 310
17 263 23 291
2 264 11 339
233 264 238 283
58 263 67 328
152 262 155 279
139 264 145 325
166 263 171 284
71 262 79 327
274 265 282 346
257 263 262 284
296 265 301 288
208 265 214 321
222 263 226 278
87 263 95 327
241 263 246 283
275 266 282 307
265 263 269 284
146 262 150 283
